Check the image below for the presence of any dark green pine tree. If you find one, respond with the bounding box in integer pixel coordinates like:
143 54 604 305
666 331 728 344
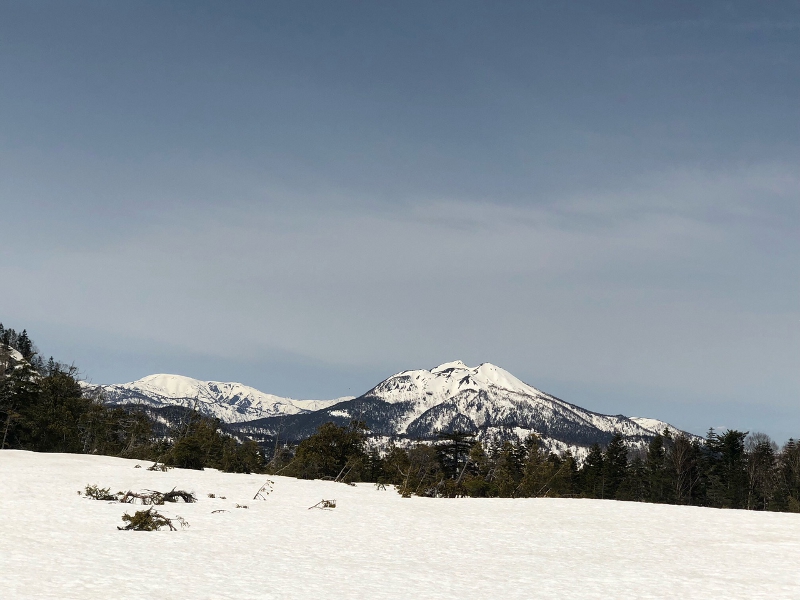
777 439 800 512
603 432 629 499
705 429 748 509
580 443 605 498
492 440 522 497
645 433 671 503
615 454 647 502
435 431 477 480
17 330 33 360
462 441 494 497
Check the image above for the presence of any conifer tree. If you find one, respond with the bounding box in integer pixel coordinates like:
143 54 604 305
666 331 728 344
492 440 522 497
705 429 748 508
519 434 553 497
462 441 493 497
645 433 671 503
616 454 647 502
602 433 628 499
579 443 605 498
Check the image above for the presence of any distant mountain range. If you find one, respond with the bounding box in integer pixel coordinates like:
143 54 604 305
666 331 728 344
86 361 691 453
85 373 351 423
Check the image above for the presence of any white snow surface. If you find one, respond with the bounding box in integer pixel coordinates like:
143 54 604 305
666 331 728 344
2 451 799 599
86 373 350 423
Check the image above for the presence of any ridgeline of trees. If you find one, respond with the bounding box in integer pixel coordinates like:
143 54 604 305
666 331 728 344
0 324 265 473
272 423 800 513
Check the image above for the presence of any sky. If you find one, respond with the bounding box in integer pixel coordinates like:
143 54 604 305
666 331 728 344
1 1 798 440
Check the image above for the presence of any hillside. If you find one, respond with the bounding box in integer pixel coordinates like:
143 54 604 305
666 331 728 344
2 450 798 599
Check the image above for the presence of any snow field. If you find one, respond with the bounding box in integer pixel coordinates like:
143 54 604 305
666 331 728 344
2 450 799 599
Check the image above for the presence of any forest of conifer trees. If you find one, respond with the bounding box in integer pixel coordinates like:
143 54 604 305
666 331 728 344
269 421 800 512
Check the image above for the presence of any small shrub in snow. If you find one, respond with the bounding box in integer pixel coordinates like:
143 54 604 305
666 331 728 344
83 485 118 501
308 499 336 510
146 462 171 472
117 508 189 531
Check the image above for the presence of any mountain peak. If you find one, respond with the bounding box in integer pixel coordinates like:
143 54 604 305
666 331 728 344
431 360 469 373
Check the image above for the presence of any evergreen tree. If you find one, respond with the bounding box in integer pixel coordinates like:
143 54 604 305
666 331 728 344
285 421 368 481
777 439 800 512
17 330 33 360
462 441 494 497
616 454 647 502
645 433 671 503
435 431 476 481
705 429 748 509
603 433 628 499
519 434 553 497
492 440 522 497
579 443 605 498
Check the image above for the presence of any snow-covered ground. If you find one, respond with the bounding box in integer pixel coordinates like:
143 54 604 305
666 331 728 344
2 451 799 599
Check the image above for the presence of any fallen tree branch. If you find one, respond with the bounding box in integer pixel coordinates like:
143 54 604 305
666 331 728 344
117 508 189 531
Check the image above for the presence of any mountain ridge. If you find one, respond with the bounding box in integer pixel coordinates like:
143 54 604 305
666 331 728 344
87 361 694 453
82 373 351 424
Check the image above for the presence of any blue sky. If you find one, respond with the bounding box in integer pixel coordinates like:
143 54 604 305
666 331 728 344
1 1 798 440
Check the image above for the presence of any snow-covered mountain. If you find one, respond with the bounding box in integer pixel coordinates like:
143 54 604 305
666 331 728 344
234 361 693 452
85 374 349 423
87 362 692 452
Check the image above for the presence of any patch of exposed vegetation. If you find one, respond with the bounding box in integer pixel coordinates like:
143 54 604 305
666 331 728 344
117 508 189 531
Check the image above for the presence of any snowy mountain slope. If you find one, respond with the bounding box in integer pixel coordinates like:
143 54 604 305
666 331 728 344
236 361 696 451
85 374 349 423
4 450 800 599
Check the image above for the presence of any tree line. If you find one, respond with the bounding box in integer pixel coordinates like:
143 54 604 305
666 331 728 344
270 421 800 512
0 323 265 473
